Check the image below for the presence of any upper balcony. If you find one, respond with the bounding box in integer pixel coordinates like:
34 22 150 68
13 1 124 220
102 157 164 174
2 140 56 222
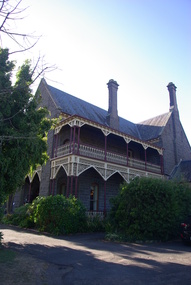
53 143 162 174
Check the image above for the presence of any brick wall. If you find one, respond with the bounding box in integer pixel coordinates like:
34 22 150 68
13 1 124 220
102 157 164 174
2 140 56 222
161 110 191 176
80 126 105 148
37 80 61 197
77 167 123 211
105 173 124 210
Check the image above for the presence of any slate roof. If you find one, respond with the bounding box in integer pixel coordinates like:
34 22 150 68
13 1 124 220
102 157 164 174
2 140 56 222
46 83 141 139
170 160 191 182
45 81 171 142
47 84 107 124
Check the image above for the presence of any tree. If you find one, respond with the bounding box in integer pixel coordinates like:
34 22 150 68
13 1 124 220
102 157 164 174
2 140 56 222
0 0 56 213
0 0 56 78
0 0 39 53
0 47 53 209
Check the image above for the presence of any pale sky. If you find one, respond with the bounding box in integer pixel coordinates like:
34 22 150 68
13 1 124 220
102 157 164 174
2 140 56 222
2 0 191 144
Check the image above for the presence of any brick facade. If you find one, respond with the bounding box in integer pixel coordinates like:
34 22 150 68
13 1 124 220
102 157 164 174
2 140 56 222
13 79 191 212
160 109 191 176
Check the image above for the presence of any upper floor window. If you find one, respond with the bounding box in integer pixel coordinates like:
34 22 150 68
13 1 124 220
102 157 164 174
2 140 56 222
90 183 98 211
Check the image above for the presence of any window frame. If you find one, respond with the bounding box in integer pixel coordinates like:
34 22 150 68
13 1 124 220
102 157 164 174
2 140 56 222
90 183 99 211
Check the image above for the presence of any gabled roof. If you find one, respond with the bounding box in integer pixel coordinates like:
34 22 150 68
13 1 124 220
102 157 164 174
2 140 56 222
170 160 191 182
46 82 141 139
137 112 171 141
42 79 173 142
47 84 107 124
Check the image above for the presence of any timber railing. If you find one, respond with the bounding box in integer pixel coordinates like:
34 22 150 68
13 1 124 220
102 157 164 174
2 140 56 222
86 211 105 219
54 143 161 174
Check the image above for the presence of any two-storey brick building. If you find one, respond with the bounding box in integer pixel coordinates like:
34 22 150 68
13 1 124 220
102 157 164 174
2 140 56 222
16 79 191 214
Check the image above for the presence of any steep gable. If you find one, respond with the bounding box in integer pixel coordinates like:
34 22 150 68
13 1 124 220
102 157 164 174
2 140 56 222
137 112 171 141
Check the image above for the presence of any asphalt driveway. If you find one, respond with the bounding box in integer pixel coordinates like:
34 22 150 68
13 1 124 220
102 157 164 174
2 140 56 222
1 224 191 285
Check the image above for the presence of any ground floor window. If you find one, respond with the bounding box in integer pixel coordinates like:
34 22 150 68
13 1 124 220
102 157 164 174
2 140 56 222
59 183 66 196
90 183 98 211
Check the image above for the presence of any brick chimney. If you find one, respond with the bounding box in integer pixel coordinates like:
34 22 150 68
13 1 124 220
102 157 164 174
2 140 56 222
106 79 119 130
167 82 179 165
167 82 178 112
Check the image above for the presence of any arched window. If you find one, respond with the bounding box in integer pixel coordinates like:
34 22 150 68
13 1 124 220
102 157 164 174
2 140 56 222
90 183 98 211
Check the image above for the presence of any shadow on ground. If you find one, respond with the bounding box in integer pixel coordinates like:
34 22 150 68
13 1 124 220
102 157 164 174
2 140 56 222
1 224 191 285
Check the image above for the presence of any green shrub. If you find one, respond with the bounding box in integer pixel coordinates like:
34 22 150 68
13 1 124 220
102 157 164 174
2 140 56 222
2 195 87 235
86 215 105 232
34 195 87 235
2 204 34 228
108 177 191 242
2 195 108 235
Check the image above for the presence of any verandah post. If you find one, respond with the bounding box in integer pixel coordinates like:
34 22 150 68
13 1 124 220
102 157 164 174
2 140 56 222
104 180 106 215
77 127 80 154
73 126 76 153
66 176 70 197
126 142 129 166
144 148 147 171
69 127 73 153
70 176 74 195
75 176 78 197
104 135 107 161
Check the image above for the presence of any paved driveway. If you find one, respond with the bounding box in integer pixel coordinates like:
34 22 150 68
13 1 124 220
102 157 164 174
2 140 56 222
1 224 191 285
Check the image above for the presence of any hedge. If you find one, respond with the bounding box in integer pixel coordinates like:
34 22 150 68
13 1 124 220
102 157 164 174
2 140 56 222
107 177 191 241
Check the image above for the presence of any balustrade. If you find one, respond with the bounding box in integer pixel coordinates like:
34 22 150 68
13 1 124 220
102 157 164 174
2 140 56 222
79 144 105 160
55 143 161 174
86 211 104 219
54 144 71 157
